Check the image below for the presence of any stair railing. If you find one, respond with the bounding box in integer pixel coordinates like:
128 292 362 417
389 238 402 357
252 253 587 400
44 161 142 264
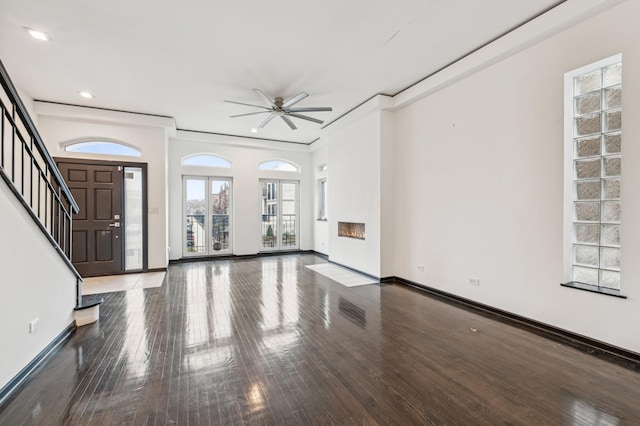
0 59 82 297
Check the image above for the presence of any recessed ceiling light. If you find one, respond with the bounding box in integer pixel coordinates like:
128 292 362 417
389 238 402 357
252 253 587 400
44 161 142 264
78 91 94 99
251 128 258 133
24 27 49 41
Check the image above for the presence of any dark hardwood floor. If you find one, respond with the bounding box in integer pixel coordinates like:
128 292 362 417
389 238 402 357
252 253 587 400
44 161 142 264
1 253 639 425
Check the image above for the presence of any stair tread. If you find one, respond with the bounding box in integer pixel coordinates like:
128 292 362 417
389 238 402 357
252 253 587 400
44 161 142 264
74 295 103 310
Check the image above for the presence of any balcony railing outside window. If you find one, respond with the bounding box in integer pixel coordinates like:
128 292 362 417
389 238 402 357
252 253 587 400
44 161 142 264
261 214 297 248
186 214 230 253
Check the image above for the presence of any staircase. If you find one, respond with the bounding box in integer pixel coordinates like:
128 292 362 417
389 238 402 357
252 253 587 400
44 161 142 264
0 60 80 290
0 59 91 405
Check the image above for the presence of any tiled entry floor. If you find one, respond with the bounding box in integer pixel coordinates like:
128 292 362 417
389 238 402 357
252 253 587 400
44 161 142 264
82 271 166 295
306 263 378 287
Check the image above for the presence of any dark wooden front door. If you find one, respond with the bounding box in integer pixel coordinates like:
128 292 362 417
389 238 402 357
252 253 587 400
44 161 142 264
58 161 123 277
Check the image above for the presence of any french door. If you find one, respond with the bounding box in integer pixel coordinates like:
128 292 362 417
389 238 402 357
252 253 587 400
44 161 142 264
184 176 232 256
260 180 299 251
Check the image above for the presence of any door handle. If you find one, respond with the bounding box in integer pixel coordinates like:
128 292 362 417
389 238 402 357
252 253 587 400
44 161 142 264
108 222 121 228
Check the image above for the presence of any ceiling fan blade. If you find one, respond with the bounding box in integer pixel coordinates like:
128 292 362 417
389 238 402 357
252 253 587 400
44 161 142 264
288 113 324 125
282 92 309 108
253 89 276 107
224 100 272 110
281 115 297 130
287 107 333 112
258 113 276 128
230 111 271 118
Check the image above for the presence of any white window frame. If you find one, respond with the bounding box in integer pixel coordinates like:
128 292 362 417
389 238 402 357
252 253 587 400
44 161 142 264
563 53 622 292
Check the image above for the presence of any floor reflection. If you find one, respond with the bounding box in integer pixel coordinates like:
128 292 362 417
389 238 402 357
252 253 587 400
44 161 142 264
318 287 331 329
338 297 367 329
246 382 265 414
281 257 300 325
259 257 301 352
260 258 280 331
184 262 233 371
569 399 619 425
122 290 149 380
9 254 636 424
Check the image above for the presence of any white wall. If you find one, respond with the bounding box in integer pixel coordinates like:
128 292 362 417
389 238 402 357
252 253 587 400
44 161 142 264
0 181 76 391
311 141 329 255
379 110 395 278
35 103 171 270
392 0 640 353
168 133 312 258
16 88 37 126
327 112 382 277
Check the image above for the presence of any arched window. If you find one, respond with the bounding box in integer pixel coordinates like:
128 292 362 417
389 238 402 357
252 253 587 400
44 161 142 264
259 160 299 172
182 154 232 168
64 141 141 157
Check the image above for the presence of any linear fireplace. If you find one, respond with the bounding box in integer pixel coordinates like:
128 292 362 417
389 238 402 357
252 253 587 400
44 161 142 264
338 222 365 240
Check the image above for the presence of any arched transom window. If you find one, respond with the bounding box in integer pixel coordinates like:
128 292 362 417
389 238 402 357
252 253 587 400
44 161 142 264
182 154 232 168
64 141 141 157
259 160 299 172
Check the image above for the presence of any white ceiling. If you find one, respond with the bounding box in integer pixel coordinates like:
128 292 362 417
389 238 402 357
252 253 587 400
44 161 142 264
0 0 563 144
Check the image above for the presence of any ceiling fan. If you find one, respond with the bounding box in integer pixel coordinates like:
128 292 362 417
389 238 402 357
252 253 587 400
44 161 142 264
225 89 332 130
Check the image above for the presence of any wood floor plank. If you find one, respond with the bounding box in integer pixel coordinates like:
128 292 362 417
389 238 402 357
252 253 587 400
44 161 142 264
1 253 639 425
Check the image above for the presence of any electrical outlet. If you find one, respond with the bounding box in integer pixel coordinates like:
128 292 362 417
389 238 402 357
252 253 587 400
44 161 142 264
469 277 480 286
417 265 424 272
29 318 39 334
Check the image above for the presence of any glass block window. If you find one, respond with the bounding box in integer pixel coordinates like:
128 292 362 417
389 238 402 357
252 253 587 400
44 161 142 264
569 57 622 290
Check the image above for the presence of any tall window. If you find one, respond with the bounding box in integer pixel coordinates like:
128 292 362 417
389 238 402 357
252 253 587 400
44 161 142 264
318 178 327 220
565 55 622 291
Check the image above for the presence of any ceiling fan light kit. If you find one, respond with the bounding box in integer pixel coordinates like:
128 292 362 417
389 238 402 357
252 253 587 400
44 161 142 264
225 89 332 130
